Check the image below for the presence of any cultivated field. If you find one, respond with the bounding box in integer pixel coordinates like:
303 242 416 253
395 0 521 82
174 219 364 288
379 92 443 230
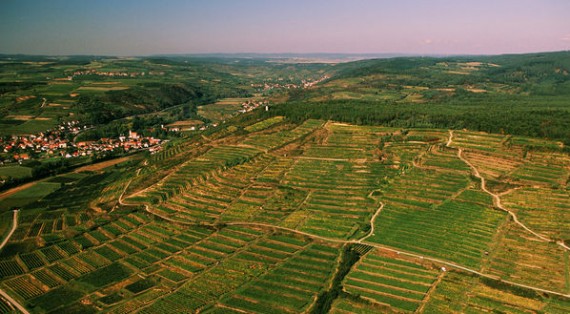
1 118 569 313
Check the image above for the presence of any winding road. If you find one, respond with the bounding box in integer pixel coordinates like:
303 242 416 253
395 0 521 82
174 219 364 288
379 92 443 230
447 130 570 251
0 210 31 314
358 193 385 243
225 221 570 298
135 200 570 299
121 129 570 300
0 210 19 250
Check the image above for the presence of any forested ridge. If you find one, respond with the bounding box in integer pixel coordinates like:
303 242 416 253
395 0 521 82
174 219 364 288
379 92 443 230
265 51 570 145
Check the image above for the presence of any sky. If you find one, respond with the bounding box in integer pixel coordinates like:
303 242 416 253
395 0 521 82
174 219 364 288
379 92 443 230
1 0 569 56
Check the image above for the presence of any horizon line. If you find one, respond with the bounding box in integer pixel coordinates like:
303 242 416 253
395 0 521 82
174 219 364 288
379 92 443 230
0 49 568 59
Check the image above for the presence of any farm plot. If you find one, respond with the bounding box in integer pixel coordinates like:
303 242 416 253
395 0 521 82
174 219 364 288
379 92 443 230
0 166 33 180
502 188 570 240
330 297 390 314
132 145 262 206
222 184 309 224
217 183 275 222
0 298 15 313
11 211 84 241
218 243 340 313
135 232 323 313
507 161 568 187
343 250 439 313
452 130 507 152
0 260 25 279
0 213 188 310
27 171 120 211
461 149 522 181
0 182 61 211
423 271 570 313
244 116 284 132
299 123 382 160
281 159 379 239
369 167 505 268
161 226 261 276
153 154 273 224
420 145 471 172
242 119 324 151
526 150 570 169
484 220 568 293
306 124 442 161
375 167 468 212
370 199 504 268
301 144 366 160
406 128 448 143
384 142 428 166
255 156 294 183
198 98 247 122
2 123 570 313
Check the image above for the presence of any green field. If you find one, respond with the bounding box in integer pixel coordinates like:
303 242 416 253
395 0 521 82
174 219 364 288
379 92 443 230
0 166 33 179
0 182 61 211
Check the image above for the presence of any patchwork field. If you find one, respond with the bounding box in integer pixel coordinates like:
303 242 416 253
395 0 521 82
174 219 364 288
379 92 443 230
1 118 570 312
0 166 33 180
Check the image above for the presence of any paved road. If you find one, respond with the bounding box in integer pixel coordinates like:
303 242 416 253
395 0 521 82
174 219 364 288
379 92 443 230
0 210 31 314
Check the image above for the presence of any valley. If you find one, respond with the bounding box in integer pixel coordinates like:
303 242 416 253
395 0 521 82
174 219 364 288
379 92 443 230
0 52 569 313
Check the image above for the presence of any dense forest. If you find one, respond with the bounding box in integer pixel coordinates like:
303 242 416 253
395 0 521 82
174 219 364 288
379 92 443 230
266 51 570 145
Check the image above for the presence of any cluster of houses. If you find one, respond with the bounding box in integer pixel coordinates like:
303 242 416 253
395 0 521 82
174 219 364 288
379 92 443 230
0 122 163 163
301 75 330 88
238 100 269 113
82 130 163 155
251 75 330 92
65 69 165 80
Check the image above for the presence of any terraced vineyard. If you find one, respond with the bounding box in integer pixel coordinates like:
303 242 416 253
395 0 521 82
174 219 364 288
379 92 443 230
343 250 440 312
1 118 570 313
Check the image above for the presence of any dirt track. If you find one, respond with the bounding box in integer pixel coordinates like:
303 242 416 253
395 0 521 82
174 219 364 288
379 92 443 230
74 156 132 172
0 181 37 201
447 130 569 251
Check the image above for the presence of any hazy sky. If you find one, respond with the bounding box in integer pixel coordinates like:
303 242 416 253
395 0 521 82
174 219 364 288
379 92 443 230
1 0 569 55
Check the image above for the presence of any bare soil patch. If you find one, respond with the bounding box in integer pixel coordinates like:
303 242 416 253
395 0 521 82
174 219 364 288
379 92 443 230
75 156 133 172
0 182 37 201
6 115 34 120
15 95 36 103
77 86 130 91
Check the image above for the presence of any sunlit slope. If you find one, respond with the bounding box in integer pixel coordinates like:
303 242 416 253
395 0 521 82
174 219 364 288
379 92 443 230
1 117 569 313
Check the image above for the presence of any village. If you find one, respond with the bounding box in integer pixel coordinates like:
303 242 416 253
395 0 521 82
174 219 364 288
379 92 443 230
0 120 163 164
238 99 269 113
251 75 330 92
0 96 275 164
67 69 165 79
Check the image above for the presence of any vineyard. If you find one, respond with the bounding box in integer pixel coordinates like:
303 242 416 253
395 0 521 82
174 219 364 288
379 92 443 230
1 118 569 313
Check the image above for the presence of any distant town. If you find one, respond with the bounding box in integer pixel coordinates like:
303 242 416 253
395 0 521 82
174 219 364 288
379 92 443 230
0 120 163 164
252 75 330 91
0 98 276 164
